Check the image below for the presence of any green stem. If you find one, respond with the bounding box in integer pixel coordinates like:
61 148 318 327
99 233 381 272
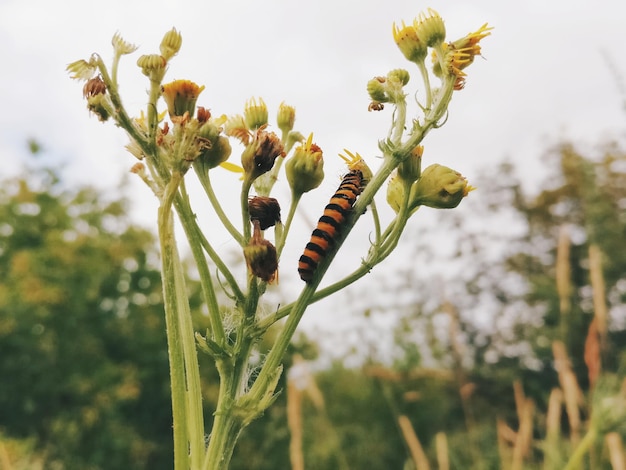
417 61 433 110
276 191 301 257
563 427 597 470
241 178 253 242
158 204 189 470
195 167 244 246
159 173 204 469
202 359 245 470
175 185 227 348
248 284 316 403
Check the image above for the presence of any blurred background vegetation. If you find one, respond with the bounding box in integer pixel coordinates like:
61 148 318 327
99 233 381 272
1 137 625 469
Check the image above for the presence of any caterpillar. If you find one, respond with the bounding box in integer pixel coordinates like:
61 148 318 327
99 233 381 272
298 164 366 283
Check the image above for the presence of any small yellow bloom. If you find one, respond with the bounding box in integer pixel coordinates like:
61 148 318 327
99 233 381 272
276 101 296 134
244 97 268 131
340 149 373 186
112 32 138 56
223 114 251 145
136 54 167 82
411 164 471 209
161 79 205 118
414 8 446 47
160 28 182 61
392 21 427 63
66 59 97 81
434 23 493 85
285 133 324 196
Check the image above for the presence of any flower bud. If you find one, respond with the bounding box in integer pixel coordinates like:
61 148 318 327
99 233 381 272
397 145 423 183
160 28 182 61
196 134 232 170
244 97 268 131
411 164 473 209
244 223 278 283
367 77 389 103
249 196 281 230
285 133 324 196
387 68 410 86
241 126 285 181
161 80 205 118
392 21 427 64
86 93 112 122
386 172 406 213
276 101 296 134
137 54 167 81
414 8 446 47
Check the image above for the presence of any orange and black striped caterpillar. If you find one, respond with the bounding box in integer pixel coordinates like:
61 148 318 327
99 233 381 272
298 168 365 282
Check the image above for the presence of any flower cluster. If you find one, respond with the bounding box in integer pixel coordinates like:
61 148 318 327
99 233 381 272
67 10 490 469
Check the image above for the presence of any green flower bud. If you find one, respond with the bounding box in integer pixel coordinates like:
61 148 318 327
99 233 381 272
397 145 423 183
387 68 410 86
367 77 389 103
386 172 406 214
161 80 205 118
160 28 182 61
137 54 167 81
414 8 446 47
196 134 232 170
277 101 296 134
411 164 473 209
285 133 324 196
244 97 268 131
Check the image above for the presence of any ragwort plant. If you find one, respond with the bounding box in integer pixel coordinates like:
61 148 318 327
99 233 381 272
68 9 491 470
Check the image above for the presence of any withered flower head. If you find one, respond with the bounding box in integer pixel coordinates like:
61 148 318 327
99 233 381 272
241 125 285 180
249 196 281 230
83 76 107 98
244 222 279 283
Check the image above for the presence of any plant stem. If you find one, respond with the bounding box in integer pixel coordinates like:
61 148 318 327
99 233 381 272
563 427 597 470
159 174 204 469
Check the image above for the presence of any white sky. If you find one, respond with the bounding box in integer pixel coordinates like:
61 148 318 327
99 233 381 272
1 0 625 357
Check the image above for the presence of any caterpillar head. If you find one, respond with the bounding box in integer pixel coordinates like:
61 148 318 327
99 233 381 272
339 149 373 187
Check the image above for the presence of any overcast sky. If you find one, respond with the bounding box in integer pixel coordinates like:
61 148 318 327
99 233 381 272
1 0 625 354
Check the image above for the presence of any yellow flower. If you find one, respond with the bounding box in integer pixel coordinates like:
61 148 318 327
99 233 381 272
244 97 268 130
112 32 138 57
276 101 296 134
161 79 205 118
414 8 446 47
411 164 473 209
223 114 251 145
433 23 492 88
160 28 182 61
392 21 427 64
285 133 324 196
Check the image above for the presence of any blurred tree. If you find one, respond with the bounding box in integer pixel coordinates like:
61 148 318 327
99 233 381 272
0 165 175 468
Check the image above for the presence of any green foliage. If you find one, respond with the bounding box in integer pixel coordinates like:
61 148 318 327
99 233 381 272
0 167 173 468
